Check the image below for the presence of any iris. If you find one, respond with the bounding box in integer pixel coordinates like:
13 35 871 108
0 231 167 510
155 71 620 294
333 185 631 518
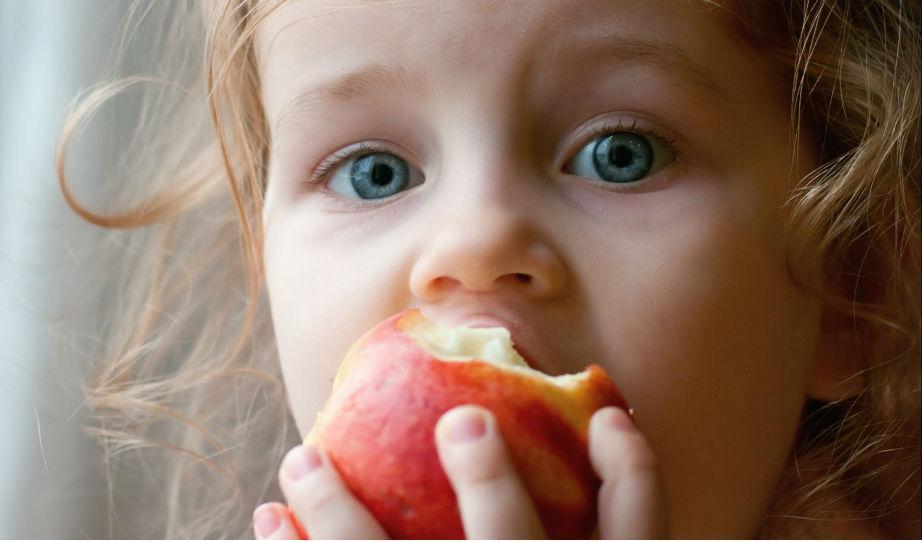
349 152 410 199
591 133 653 184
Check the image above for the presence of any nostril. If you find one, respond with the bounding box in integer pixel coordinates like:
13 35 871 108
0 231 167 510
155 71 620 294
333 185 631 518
431 277 455 290
512 273 532 284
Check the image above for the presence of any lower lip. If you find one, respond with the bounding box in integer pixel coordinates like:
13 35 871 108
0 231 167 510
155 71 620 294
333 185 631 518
463 317 513 331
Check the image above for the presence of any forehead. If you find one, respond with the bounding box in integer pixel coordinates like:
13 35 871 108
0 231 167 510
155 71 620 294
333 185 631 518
256 0 736 53
255 0 753 119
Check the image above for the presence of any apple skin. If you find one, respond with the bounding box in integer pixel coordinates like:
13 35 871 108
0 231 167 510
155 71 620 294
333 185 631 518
305 309 627 539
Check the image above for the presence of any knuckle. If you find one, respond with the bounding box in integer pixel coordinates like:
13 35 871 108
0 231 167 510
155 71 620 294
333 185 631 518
620 436 658 473
599 476 619 505
281 468 345 521
447 441 512 487
298 478 343 516
460 458 509 487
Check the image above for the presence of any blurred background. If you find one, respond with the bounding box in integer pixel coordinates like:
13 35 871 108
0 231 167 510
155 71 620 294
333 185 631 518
1 1 160 537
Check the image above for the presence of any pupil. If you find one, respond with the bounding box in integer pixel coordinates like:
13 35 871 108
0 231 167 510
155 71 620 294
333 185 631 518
610 145 634 168
371 163 393 185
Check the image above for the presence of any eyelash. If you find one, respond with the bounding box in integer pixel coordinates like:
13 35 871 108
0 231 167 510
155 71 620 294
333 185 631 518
564 118 680 192
308 141 401 188
306 118 681 191
571 118 678 163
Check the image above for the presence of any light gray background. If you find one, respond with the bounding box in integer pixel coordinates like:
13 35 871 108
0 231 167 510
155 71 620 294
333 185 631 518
1 1 155 537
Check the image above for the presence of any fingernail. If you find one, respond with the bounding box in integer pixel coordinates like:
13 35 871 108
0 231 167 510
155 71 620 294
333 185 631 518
285 444 322 481
605 407 635 432
253 504 281 539
443 407 488 443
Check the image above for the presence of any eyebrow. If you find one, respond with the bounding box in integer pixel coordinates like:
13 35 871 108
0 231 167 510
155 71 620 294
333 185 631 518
551 34 731 105
274 62 424 134
272 35 730 134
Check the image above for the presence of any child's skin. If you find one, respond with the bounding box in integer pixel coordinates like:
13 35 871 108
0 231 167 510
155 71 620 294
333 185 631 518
253 0 861 537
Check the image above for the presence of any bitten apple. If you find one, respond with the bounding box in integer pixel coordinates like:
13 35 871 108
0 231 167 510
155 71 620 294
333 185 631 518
305 309 627 539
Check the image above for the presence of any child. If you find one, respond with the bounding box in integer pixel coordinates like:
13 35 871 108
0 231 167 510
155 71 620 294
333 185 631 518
56 0 919 538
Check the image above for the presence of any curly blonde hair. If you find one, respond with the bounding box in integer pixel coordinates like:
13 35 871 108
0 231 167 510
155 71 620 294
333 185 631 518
55 0 919 537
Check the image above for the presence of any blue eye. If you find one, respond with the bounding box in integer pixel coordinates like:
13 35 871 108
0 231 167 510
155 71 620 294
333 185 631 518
566 130 674 185
325 148 423 200
349 152 408 199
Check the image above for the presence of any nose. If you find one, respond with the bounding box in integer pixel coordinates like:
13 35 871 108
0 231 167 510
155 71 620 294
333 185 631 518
408 192 569 301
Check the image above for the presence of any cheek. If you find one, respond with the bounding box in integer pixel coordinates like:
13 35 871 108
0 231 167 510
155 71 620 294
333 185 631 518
587 192 821 536
263 213 408 436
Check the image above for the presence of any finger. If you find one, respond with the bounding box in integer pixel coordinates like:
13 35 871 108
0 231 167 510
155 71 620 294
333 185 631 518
435 405 545 539
279 444 389 539
253 502 302 539
286 508 309 540
589 407 668 539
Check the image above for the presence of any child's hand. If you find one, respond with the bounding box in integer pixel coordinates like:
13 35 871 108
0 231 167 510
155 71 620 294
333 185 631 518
588 406 669 538
252 442 387 539
252 405 667 539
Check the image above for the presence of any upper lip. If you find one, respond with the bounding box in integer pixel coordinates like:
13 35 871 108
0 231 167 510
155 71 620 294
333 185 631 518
418 308 551 373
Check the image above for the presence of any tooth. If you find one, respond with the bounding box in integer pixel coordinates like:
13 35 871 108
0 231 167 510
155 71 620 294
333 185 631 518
443 329 462 354
481 337 508 364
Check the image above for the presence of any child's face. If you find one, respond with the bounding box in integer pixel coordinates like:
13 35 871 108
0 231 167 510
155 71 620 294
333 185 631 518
258 0 824 536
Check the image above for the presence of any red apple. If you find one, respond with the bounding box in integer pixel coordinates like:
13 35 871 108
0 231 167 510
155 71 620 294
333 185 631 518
305 309 627 539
